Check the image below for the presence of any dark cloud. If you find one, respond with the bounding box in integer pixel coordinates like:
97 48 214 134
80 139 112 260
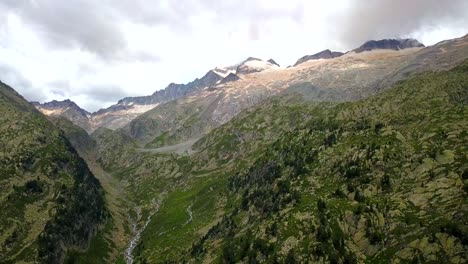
77 84 134 111
47 80 132 101
0 64 47 102
81 84 133 102
333 0 468 49
119 51 161 63
46 80 134 111
0 0 162 61
0 0 126 59
0 0 304 60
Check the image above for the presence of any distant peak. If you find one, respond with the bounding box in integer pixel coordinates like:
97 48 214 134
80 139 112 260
244 57 262 62
236 57 280 75
267 59 280 67
353 38 425 53
220 73 240 84
34 99 90 115
294 49 344 66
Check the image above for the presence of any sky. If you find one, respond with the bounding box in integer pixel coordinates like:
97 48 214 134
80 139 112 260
0 0 467 112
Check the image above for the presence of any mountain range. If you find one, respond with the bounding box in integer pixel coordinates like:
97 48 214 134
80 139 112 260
34 38 431 135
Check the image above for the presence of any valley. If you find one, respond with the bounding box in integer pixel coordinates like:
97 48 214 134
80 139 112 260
1 35 467 263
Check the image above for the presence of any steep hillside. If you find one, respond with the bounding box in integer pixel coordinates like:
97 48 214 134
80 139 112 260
97 60 467 263
175 60 468 263
33 100 92 132
20 36 468 263
0 82 107 263
50 117 97 157
51 118 134 264
294 49 344 66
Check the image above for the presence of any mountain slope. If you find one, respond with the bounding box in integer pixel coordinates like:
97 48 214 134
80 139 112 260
33 100 92 132
352 38 425 53
182 61 468 263
153 58 468 263
294 49 344 66
0 82 107 263
90 59 468 263
34 69 227 133
124 35 468 150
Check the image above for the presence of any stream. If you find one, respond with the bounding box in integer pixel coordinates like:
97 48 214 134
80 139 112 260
183 204 193 226
124 200 160 264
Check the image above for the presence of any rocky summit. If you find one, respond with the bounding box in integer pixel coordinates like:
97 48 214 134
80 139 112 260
352 38 425 53
294 49 344 66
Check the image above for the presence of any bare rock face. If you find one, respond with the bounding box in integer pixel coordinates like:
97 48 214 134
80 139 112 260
267 59 280 67
33 100 92 132
220 73 241 84
352 38 425 53
294 49 344 66
116 69 224 106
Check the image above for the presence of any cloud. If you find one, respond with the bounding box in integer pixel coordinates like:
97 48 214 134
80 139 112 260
333 0 468 49
0 1 126 59
76 85 132 112
0 64 47 102
80 84 132 102
0 0 163 62
0 0 306 59
46 80 133 111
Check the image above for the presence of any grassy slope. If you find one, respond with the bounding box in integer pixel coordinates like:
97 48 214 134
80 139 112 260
0 82 107 263
86 60 468 264
181 60 468 263
123 61 468 263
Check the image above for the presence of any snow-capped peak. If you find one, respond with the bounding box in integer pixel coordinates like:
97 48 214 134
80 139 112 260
213 67 236 78
236 57 280 75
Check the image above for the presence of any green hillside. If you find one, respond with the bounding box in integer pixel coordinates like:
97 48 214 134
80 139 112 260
5 59 465 264
0 82 108 263
119 61 468 263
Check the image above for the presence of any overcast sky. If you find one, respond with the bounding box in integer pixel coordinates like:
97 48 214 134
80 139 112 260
0 0 467 112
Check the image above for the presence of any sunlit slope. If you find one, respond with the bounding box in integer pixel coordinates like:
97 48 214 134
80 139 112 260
129 60 468 263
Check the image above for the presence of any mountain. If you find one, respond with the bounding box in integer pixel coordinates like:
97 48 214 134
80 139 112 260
3 34 468 264
267 59 280 67
33 36 468 151
235 57 280 75
294 49 344 66
92 59 468 263
123 35 468 149
220 72 241 84
34 69 226 133
33 99 92 132
352 38 425 53
116 69 224 106
174 59 468 263
34 57 281 134
0 82 107 263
